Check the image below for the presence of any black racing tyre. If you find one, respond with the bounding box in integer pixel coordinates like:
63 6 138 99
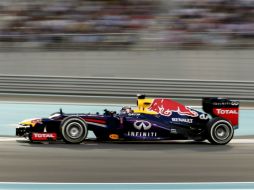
206 117 234 145
60 116 88 144
193 137 206 142
28 133 34 143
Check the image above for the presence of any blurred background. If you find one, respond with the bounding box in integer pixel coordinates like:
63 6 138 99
0 1 253 185
0 0 253 103
0 0 253 49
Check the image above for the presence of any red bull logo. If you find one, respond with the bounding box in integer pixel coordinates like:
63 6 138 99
148 98 198 117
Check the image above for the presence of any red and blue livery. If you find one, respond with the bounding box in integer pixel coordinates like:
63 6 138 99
16 95 239 145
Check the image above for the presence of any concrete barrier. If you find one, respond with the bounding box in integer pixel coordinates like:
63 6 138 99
0 75 253 100
0 50 253 80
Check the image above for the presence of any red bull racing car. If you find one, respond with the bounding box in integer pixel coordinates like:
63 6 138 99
16 95 239 145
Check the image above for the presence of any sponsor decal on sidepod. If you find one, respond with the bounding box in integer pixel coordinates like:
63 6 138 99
148 98 198 117
171 118 193 123
128 120 157 137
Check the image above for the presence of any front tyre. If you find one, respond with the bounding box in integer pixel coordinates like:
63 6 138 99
193 137 206 142
207 118 234 145
60 117 88 144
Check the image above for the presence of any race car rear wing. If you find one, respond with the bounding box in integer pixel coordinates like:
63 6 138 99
202 97 239 128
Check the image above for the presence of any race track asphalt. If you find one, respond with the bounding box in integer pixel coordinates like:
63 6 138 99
1 139 254 183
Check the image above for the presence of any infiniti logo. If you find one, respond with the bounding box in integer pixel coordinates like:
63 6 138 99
231 101 239 106
133 120 152 130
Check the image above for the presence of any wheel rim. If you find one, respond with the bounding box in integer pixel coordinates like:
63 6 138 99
66 122 84 139
213 123 231 141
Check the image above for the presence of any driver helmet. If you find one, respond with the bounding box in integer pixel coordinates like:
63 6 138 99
120 106 133 114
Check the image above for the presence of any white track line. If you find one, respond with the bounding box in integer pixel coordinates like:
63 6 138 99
231 139 254 144
1 137 254 144
1 182 254 184
0 137 23 141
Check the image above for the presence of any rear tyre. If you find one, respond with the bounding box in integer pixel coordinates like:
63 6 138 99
60 117 88 144
206 117 234 145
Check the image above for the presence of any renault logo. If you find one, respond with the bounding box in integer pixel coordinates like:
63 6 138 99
133 120 152 130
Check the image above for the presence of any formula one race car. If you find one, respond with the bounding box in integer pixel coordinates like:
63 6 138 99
16 95 239 145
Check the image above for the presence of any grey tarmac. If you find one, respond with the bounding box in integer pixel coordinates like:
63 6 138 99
0 140 254 183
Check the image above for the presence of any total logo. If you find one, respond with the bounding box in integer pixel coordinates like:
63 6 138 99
33 133 56 138
215 109 238 115
31 133 57 141
133 120 152 130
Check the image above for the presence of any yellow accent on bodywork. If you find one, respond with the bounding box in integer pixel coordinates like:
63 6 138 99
133 98 157 115
19 118 42 127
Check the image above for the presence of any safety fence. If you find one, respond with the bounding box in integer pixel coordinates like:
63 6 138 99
0 75 253 101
